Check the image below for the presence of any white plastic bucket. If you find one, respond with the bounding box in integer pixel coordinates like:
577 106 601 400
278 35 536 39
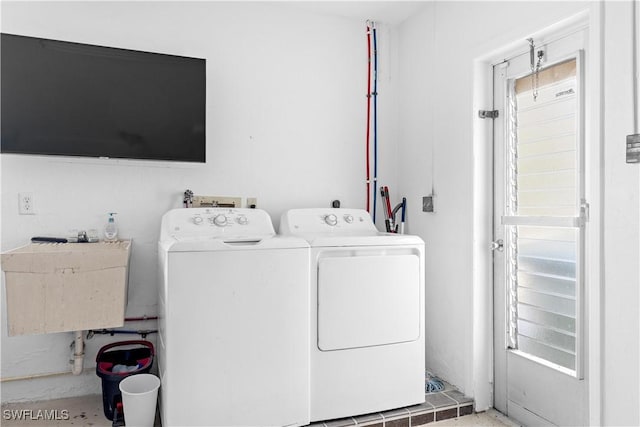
119 373 160 427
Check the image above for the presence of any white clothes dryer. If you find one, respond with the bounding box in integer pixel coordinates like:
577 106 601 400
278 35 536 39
158 208 310 427
280 208 425 422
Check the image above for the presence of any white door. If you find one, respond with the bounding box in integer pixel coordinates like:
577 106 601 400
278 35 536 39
493 27 588 426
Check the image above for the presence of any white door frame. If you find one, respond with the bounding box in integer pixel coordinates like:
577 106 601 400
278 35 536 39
471 6 603 424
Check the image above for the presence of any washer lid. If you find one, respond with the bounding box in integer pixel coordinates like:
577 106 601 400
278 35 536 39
165 235 309 252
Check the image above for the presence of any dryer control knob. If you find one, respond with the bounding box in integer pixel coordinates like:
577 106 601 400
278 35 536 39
236 216 249 225
324 214 338 226
344 214 354 224
213 214 228 227
193 216 203 225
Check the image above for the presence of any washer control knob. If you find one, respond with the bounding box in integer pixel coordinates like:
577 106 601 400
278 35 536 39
236 216 249 225
344 214 354 224
193 216 203 225
213 214 228 227
324 214 338 226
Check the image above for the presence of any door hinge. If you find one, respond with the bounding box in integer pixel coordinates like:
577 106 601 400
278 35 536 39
490 239 504 252
478 110 499 119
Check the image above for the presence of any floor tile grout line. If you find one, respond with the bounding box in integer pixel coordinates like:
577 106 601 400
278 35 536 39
442 390 461 405
442 390 474 406
401 408 411 427
433 404 459 412
383 408 412 425
440 392 460 407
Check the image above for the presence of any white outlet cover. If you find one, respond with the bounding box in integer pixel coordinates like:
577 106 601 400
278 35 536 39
18 192 35 215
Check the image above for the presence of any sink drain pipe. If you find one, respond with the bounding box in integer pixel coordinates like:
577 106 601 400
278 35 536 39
71 330 85 375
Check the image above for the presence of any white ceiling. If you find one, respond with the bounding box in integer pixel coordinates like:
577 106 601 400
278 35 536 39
285 1 431 26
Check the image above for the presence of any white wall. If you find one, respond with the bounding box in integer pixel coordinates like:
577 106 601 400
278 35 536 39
602 2 640 425
0 1 399 401
398 1 640 426
398 0 591 395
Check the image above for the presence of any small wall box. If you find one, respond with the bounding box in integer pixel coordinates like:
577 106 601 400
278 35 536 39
1 240 131 336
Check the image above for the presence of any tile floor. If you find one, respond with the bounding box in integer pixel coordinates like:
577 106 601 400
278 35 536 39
307 390 474 427
1 388 518 427
305 380 475 427
0 394 517 427
0 394 160 427
430 410 519 426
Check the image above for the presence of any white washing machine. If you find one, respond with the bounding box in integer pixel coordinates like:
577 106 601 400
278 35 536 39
280 208 425 421
158 208 310 427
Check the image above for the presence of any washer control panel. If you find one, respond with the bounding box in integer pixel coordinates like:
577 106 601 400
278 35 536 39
161 208 275 241
280 208 377 234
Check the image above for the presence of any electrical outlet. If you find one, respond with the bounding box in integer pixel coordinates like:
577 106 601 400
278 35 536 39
19 192 35 215
246 197 257 208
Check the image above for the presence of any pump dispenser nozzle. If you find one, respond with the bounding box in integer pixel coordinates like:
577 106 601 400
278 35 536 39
104 212 118 241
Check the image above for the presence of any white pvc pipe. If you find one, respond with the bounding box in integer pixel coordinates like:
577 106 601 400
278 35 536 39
0 368 94 383
71 330 84 375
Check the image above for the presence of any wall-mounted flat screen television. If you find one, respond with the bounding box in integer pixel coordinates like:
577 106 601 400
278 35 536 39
1 33 206 162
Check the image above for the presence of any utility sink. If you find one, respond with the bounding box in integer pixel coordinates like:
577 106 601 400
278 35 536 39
1 240 131 336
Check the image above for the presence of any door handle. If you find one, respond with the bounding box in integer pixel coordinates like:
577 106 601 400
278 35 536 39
490 239 504 252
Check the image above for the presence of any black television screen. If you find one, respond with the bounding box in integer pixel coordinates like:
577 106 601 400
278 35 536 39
1 33 206 162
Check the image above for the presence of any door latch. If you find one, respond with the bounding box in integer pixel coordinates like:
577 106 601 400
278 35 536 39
478 110 499 119
490 239 504 252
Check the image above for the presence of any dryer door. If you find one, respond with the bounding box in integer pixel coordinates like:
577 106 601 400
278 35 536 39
317 251 420 351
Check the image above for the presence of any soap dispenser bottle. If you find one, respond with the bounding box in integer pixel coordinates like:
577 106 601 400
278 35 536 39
104 213 118 241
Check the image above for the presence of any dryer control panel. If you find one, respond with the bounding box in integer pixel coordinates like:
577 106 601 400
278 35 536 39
160 208 275 241
280 208 377 234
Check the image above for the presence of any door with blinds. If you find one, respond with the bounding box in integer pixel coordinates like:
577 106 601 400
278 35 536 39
493 27 588 426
